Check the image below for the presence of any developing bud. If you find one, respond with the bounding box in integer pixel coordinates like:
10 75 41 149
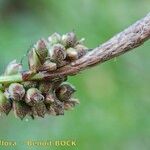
34 39 48 63
62 32 77 48
49 44 66 64
32 102 47 118
22 81 37 90
13 101 30 120
4 60 22 75
40 59 57 71
25 88 44 106
28 48 42 72
0 90 12 115
75 44 87 58
8 83 25 101
48 33 61 45
56 83 76 101
39 81 53 94
66 48 78 61
64 98 80 110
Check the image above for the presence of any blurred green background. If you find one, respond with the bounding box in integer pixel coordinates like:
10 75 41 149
0 0 150 150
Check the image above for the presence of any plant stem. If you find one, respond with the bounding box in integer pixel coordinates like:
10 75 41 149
0 73 44 84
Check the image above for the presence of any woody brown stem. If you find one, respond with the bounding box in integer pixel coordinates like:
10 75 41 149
0 13 150 83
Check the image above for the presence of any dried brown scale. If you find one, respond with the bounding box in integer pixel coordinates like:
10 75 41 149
8 83 25 101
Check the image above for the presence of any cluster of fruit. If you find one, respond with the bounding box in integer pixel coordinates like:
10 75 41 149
0 32 88 119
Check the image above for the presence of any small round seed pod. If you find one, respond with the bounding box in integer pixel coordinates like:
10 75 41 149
28 48 42 72
40 59 57 71
39 81 53 94
8 83 25 101
74 44 88 58
66 48 78 61
34 39 48 63
64 98 80 110
48 33 61 45
0 90 12 115
22 81 38 90
32 102 47 118
55 83 76 102
13 101 30 120
25 88 44 106
62 32 77 48
49 44 66 64
4 60 22 75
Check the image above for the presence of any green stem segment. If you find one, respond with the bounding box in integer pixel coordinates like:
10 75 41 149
0 74 23 84
0 73 44 84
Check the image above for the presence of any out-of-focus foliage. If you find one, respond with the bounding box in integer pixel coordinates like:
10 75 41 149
0 0 150 150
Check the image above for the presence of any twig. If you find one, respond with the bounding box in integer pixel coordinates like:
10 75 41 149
0 13 150 84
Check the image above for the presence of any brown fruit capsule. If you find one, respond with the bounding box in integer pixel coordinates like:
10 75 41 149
4 60 22 75
13 101 30 120
34 39 48 63
66 48 78 61
52 99 64 116
46 105 57 116
52 77 67 90
39 81 53 94
45 92 55 104
56 83 76 102
40 59 57 71
62 32 77 48
8 83 25 101
28 48 42 72
49 44 66 64
0 90 12 115
32 102 47 118
64 98 80 110
48 33 61 45
25 88 44 106
74 44 87 58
